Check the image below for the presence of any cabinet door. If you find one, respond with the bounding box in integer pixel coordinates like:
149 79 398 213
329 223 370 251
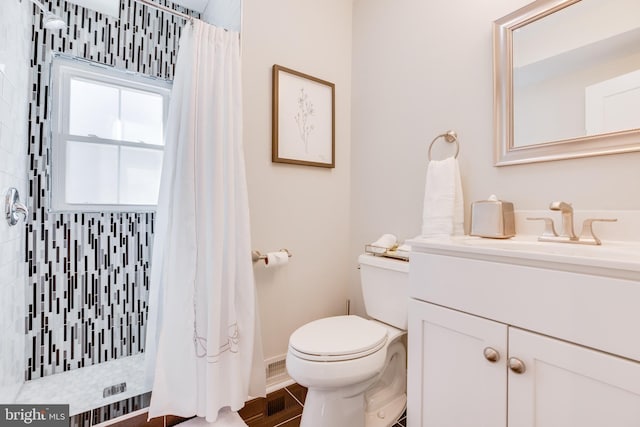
407 301 508 427
508 327 640 427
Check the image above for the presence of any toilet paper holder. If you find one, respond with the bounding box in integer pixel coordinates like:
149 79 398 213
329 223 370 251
251 248 292 263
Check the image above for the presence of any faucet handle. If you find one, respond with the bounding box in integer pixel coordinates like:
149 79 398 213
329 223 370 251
549 201 573 212
579 218 617 245
526 217 558 237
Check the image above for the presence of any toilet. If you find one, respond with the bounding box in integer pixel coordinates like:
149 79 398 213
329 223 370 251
286 254 408 427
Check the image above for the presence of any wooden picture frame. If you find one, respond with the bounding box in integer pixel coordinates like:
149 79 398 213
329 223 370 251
272 65 335 168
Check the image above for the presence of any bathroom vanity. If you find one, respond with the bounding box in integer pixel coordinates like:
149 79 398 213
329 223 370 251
407 236 640 426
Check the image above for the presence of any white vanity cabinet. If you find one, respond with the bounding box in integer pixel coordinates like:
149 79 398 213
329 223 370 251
407 238 640 427
408 301 507 426
508 327 640 426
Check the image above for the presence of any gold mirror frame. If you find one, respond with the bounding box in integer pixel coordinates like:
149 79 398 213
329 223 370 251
493 0 640 166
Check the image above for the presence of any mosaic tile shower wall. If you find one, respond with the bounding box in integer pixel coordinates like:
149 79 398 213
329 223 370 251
26 0 197 380
0 0 31 404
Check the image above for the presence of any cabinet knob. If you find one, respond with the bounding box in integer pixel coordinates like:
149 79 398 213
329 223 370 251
508 357 526 374
483 347 500 363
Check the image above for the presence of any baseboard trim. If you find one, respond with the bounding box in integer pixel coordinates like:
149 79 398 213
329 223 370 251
266 377 295 395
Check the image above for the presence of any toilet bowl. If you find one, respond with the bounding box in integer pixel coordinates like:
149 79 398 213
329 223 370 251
286 254 409 427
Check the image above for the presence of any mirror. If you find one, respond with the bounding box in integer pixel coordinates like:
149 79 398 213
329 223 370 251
493 0 640 166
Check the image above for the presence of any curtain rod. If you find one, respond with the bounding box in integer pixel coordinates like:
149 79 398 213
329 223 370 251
135 0 193 21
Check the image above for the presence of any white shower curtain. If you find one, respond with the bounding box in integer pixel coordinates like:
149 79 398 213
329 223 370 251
145 20 266 422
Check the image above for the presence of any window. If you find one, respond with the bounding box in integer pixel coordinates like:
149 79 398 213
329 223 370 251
50 55 171 212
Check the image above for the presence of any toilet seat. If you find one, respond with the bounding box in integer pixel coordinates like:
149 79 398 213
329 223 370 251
289 315 388 362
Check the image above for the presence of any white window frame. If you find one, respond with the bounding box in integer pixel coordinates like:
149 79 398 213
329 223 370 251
49 54 172 212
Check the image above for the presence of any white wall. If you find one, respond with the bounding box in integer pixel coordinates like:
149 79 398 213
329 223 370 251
0 0 31 402
350 0 640 315
242 0 353 361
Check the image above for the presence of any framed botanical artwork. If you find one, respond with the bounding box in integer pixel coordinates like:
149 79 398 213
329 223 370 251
272 65 335 168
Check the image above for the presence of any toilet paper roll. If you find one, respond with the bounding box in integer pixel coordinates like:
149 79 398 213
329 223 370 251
265 251 289 268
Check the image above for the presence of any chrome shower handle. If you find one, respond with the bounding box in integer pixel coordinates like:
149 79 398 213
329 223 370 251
5 187 29 226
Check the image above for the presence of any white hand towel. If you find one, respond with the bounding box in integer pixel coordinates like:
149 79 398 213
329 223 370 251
371 233 398 249
421 157 464 237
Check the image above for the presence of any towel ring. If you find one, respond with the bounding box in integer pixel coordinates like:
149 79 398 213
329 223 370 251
428 130 459 161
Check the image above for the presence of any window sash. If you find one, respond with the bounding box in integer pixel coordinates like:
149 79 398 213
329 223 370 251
50 54 171 213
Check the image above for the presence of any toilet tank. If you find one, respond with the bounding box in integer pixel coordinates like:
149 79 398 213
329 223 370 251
359 254 409 330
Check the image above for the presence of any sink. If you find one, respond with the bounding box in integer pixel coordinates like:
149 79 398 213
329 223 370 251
409 235 640 361
460 236 640 259
409 235 640 280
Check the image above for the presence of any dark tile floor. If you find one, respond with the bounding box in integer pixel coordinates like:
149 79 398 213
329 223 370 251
393 409 407 427
108 384 405 427
239 383 406 427
239 383 306 427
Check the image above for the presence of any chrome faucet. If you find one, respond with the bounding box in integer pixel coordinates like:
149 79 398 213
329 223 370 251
548 201 577 240
527 201 617 245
